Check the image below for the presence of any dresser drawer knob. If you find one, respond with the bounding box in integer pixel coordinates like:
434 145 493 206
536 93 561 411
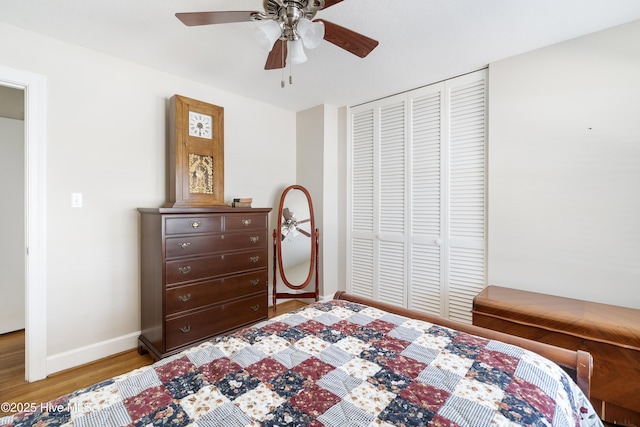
178 242 191 250
249 279 260 286
178 266 191 274
179 325 191 333
242 219 252 226
189 221 201 229
250 236 259 243
251 304 260 312
249 256 260 263
178 293 191 302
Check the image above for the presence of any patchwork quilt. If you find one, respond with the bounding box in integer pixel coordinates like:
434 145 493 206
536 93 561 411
1 300 603 427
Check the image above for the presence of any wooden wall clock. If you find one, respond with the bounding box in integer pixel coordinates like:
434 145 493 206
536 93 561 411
166 95 225 207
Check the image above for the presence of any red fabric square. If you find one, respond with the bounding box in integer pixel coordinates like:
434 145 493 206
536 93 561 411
199 357 242 383
454 332 489 347
154 356 196 382
366 319 396 333
123 385 173 422
290 384 341 417
386 355 427 379
261 321 291 334
475 349 519 375
297 320 328 334
293 356 335 381
507 376 555 421
246 357 288 382
331 320 360 335
428 413 462 427
399 381 450 412
372 336 411 353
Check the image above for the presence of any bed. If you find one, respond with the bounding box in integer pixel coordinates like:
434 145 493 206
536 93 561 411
1 292 602 427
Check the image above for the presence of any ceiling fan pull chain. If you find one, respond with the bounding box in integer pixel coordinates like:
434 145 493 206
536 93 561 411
281 40 286 88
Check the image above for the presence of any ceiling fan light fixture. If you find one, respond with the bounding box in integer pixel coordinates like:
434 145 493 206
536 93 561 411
289 39 308 64
298 18 324 49
255 20 282 50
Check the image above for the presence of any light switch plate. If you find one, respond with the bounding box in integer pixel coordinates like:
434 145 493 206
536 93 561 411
71 193 83 208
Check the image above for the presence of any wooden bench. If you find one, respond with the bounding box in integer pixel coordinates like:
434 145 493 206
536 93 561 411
473 285 640 427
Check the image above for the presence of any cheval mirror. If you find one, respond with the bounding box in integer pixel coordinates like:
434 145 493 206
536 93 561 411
272 185 319 312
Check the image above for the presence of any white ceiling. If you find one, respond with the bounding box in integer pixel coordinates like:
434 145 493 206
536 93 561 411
2 0 640 112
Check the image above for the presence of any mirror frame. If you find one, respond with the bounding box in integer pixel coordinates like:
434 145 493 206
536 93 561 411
275 185 316 290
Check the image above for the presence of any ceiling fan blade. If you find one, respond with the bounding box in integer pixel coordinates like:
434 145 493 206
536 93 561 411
265 39 287 70
297 228 312 238
297 218 311 224
315 19 378 58
322 0 345 9
176 11 259 26
283 207 293 221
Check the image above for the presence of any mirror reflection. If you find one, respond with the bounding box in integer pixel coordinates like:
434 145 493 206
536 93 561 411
280 191 312 286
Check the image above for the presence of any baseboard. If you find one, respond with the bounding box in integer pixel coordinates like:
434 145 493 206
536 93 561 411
46 331 140 375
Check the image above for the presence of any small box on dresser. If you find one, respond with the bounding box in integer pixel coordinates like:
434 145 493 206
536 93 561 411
137 207 271 360
473 285 640 427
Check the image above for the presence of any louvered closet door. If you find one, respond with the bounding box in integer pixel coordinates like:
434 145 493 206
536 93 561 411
349 94 407 306
408 83 445 317
348 70 486 324
445 72 487 323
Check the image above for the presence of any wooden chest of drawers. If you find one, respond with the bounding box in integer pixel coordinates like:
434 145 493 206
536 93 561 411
137 207 271 359
473 286 640 427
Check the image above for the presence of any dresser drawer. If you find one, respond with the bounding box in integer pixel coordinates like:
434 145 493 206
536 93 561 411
225 213 268 231
165 270 268 314
166 231 267 259
165 293 267 351
166 249 267 285
165 216 222 235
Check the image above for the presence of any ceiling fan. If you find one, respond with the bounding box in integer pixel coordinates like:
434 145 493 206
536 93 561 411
175 0 379 70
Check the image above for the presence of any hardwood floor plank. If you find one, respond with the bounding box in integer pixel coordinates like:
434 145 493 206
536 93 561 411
0 300 308 417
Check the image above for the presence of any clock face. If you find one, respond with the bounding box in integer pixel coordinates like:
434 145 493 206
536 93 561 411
188 111 213 139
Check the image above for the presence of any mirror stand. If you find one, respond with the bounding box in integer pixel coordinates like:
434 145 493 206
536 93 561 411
272 185 320 314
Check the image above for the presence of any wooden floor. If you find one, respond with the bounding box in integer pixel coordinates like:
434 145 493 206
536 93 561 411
0 299 307 418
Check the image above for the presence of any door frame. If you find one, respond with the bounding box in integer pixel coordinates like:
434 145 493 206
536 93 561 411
0 65 48 382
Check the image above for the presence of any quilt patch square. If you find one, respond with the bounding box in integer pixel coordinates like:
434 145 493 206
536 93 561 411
199 357 243 384
246 357 289 382
292 356 336 381
179 384 229 421
359 345 396 367
270 370 308 399
122 385 173 424
214 370 261 400
399 381 450 412
378 396 435 426
316 368 363 398
233 383 286 422
164 370 206 400
154 356 196 382
344 381 395 417
385 354 428 379
195 402 252 427
290 383 341 417
73 401 132 427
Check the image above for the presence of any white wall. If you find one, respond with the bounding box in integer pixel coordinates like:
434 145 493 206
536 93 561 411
0 22 296 373
0 116 25 334
488 20 640 309
296 105 341 300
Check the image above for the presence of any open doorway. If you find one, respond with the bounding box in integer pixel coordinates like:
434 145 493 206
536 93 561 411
0 66 48 382
0 86 26 338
